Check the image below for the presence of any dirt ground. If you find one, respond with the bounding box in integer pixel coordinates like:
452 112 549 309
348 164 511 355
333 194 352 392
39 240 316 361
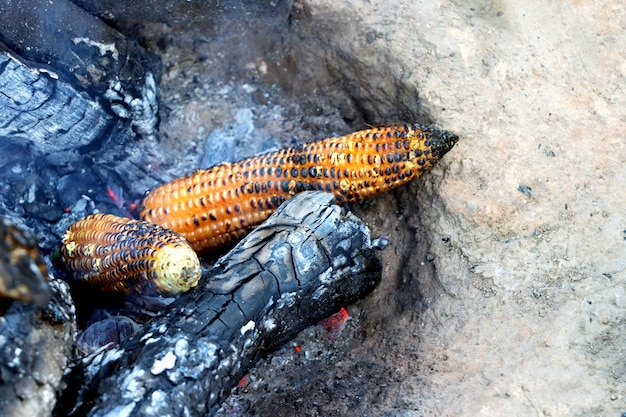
141 0 626 415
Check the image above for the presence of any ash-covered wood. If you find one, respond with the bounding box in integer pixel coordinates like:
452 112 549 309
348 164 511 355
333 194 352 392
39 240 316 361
0 1 163 247
0 47 157 252
0 50 139 250
58 191 382 417
0 276 75 417
0 52 113 158
0 0 160 136
0 213 75 417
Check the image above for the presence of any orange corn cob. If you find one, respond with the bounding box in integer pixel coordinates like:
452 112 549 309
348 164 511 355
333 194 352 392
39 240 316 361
60 213 201 295
140 124 458 253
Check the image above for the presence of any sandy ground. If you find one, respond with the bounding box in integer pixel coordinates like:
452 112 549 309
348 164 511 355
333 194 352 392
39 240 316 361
147 0 626 415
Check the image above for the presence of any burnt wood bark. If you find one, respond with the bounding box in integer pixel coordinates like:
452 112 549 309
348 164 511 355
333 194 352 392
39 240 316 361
0 49 143 251
59 191 382 417
0 52 113 158
0 216 75 417
0 0 159 136
0 215 51 307
0 276 75 417
0 3 161 248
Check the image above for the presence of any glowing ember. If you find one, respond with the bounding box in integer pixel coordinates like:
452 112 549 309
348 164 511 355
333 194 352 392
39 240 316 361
321 307 350 339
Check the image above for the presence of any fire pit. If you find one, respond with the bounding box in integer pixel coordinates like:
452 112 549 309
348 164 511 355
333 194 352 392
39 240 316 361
0 1 460 416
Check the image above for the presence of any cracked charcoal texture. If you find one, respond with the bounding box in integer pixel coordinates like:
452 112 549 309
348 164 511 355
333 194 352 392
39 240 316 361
58 192 381 417
0 51 147 252
0 0 163 248
0 0 160 136
0 53 112 156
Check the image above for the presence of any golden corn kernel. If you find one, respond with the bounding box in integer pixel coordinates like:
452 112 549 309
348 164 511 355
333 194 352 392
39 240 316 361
60 213 201 295
140 124 458 253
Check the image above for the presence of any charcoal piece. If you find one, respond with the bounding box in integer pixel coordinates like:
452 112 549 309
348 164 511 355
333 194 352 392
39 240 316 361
0 44 153 251
76 317 141 356
58 191 382 417
517 184 532 199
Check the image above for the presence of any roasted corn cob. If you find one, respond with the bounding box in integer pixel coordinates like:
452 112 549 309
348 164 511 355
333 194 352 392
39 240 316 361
140 123 458 253
60 214 201 295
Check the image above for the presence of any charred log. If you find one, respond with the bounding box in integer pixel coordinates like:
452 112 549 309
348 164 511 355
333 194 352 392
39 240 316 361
0 215 75 417
0 50 153 251
0 277 75 417
58 191 382 417
0 52 113 158
0 0 160 136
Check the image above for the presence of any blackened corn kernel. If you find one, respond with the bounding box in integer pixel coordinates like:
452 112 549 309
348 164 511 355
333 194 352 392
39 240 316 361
60 213 201 295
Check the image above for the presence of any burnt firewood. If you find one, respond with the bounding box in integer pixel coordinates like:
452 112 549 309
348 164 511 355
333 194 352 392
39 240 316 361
0 50 140 250
0 52 114 159
0 215 75 417
58 191 382 417
0 0 159 136
0 31 158 250
0 278 75 417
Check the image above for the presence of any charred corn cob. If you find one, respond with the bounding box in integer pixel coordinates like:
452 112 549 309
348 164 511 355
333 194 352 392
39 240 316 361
60 214 201 295
140 123 458 253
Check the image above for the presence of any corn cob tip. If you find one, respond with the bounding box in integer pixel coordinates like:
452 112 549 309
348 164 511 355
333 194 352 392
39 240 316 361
429 129 459 159
152 244 201 294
